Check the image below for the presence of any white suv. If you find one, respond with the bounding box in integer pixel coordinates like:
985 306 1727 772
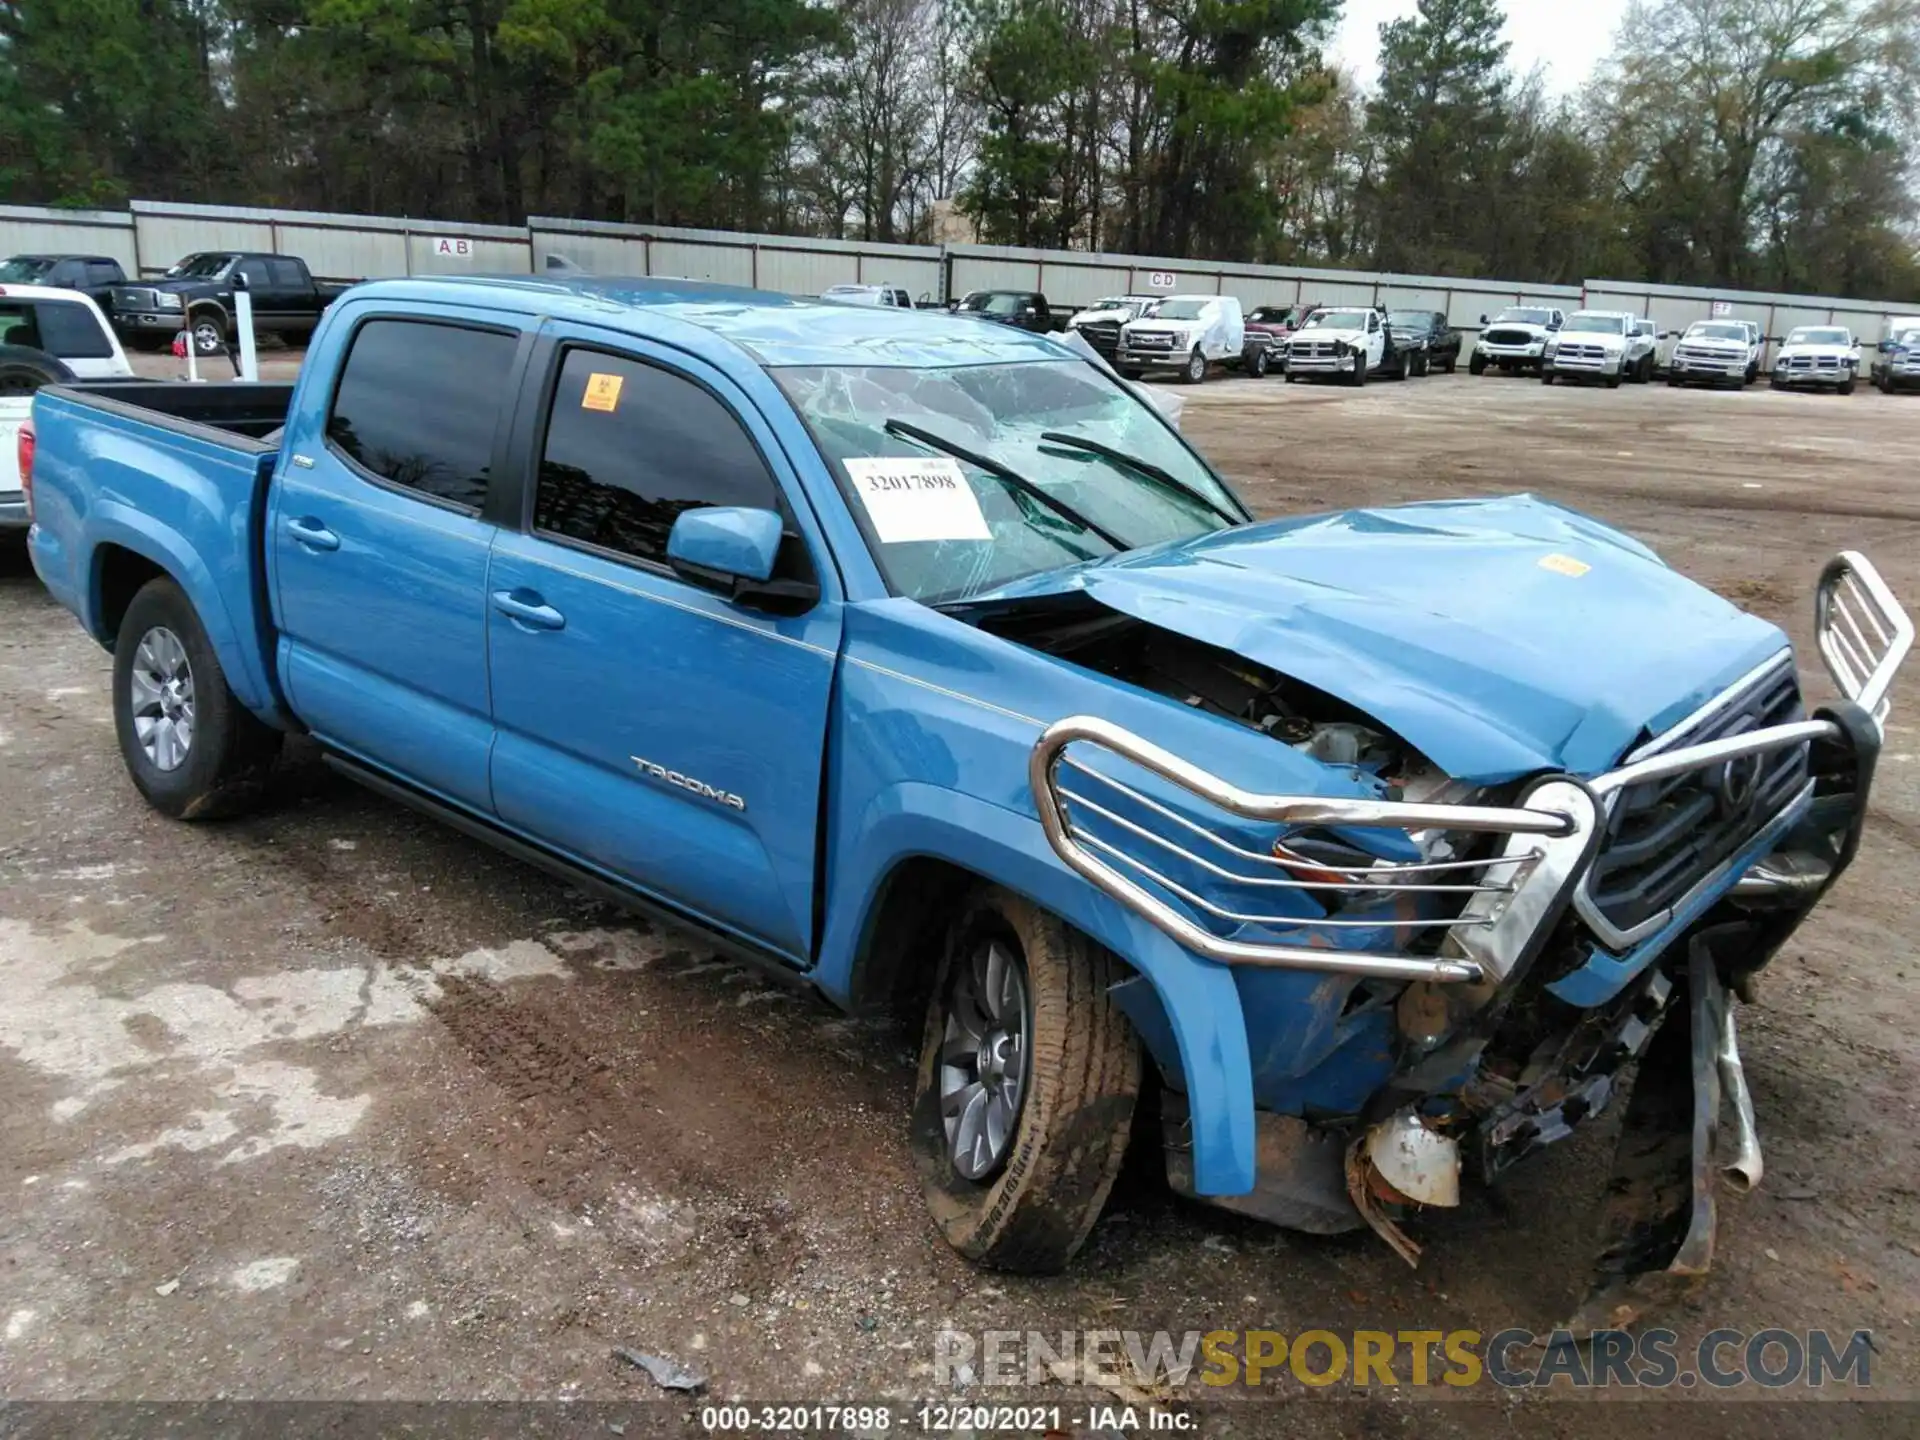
2 283 134 532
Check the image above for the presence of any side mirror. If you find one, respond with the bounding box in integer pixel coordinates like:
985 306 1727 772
667 507 819 613
1479 314 1489 325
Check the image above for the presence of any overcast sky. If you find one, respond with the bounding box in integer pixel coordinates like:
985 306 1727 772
1332 0 1635 95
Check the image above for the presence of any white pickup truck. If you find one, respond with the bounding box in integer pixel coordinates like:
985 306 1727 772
1668 320 1764 388
1282 305 1411 385
1770 325 1861 394
1114 294 1248 383
1541 310 1657 387
2 282 134 533
1468 306 1566 375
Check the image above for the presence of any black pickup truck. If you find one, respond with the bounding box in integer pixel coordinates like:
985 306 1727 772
1386 309 1463 375
949 290 1070 334
0 254 129 305
110 252 352 355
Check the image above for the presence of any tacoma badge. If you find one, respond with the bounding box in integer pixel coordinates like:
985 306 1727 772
629 755 746 811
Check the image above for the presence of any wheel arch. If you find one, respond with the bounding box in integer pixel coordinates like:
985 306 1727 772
821 785 1257 1195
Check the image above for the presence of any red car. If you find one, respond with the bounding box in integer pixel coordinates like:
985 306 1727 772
1245 304 1322 369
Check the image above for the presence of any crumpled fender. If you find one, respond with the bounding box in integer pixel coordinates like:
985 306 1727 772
816 780 1258 1196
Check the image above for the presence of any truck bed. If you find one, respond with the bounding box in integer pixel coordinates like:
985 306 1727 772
27 380 295 726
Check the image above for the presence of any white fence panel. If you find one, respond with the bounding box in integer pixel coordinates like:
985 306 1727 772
0 205 139 270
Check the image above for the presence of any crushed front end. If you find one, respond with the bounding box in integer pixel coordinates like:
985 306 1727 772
1029 552 1911 1325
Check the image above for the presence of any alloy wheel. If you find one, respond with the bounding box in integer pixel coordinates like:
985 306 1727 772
129 626 195 771
936 938 1033 1181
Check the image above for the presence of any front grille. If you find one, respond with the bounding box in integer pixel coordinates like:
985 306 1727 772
1784 356 1841 372
1128 332 1174 350
1484 328 1537 347
1555 343 1607 363
1582 655 1808 941
1290 341 1339 358
111 286 158 310
1078 321 1121 357
1676 346 1742 365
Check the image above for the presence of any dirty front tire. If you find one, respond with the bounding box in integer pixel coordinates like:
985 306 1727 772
1468 352 1485 376
911 888 1141 1273
113 577 279 820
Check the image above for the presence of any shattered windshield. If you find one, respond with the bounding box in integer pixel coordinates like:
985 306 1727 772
958 292 1023 317
0 257 56 283
773 360 1242 604
167 253 233 279
1304 308 1369 330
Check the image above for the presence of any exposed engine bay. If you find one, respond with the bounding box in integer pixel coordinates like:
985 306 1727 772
974 594 1461 806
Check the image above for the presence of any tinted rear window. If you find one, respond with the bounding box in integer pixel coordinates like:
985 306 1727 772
326 319 518 510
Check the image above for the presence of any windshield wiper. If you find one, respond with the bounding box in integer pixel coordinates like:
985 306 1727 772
1038 430 1243 528
882 418 1130 552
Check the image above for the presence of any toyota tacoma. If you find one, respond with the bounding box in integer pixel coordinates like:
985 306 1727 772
21 276 1912 1328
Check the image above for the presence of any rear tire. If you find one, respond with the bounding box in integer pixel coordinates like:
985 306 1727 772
0 344 76 398
112 578 280 820
911 888 1140 1273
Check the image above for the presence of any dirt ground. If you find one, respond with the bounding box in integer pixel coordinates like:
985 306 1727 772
3 361 1918 1437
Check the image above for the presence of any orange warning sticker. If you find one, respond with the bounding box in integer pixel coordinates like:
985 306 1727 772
582 372 624 412
1538 552 1591 577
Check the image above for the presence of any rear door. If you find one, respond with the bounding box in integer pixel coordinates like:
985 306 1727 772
486 328 841 961
270 302 533 810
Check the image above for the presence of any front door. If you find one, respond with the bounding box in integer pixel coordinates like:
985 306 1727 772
271 304 529 810
486 333 841 962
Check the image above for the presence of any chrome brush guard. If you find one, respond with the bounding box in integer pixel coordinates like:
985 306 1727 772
1030 552 1909 984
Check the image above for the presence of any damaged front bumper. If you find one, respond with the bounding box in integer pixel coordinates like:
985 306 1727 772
1031 551 1911 1316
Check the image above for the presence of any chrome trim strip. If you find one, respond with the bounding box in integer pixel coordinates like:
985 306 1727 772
1624 650 1794 764
846 657 1043 729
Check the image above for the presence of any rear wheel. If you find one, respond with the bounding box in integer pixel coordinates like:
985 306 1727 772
0 344 75 397
911 888 1140 1272
112 578 280 820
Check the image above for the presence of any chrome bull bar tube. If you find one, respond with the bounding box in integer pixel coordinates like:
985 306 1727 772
1817 551 1912 729
1028 715 1591 984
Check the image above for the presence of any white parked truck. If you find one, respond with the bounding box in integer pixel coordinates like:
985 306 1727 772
1469 305 1566 375
1669 320 1765 388
1770 326 1861 394
1114 294 1247 383
1541 310 1657 387
2 282 133 533
1283 305 1412 385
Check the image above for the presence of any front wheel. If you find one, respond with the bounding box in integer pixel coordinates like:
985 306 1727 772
1443 353 1457 373
190 314 227 356
1840 375 1856 395
1119 368 1144 381
1468 353 1486 376
1181 349 1207 384
113 578 280 819
1541 368 1555 385
1605 370 1622 389
911 888 1140 1272
1247 347 1269 379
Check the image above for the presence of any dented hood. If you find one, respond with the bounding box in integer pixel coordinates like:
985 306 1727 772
962 496 1789 783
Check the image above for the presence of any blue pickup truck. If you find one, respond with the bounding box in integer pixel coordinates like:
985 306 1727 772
22 275 1913 1323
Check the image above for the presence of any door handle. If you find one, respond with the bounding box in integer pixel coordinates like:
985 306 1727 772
491 588 566 633
284 516 340 552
